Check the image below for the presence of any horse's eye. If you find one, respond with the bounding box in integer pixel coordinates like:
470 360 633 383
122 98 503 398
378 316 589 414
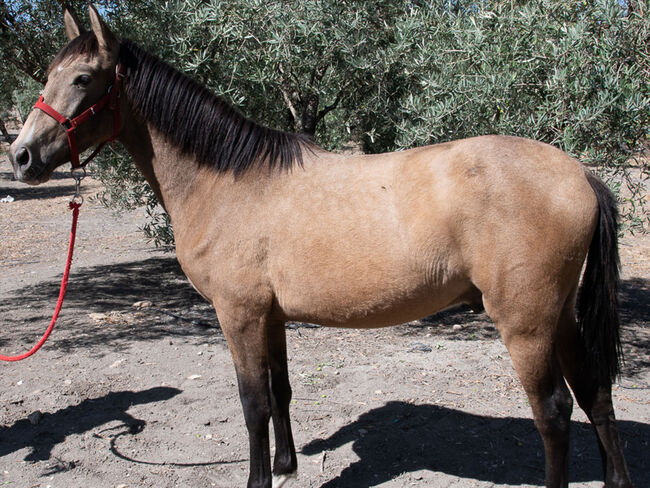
73 74 92 86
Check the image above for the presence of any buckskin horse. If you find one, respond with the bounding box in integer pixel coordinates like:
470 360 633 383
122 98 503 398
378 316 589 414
7 6 634 488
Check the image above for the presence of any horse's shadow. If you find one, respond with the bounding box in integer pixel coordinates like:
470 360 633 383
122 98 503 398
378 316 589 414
0 386 181 464
302 401 649 487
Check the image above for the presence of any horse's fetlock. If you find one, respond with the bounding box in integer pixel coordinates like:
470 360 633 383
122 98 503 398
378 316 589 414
272 471 297 488
273 449 297 474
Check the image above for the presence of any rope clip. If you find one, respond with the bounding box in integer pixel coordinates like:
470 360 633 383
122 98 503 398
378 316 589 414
71 167 86 205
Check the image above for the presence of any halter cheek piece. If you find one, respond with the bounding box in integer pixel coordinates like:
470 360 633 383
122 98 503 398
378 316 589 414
34 63 126 169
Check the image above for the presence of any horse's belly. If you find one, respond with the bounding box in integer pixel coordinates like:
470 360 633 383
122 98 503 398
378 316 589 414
272 274 471 328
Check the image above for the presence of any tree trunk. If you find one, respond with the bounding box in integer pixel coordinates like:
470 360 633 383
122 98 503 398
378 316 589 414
299 93 319 137
0 116 11 142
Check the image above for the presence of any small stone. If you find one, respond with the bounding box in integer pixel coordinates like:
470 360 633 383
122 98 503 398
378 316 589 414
109 359 124 369
116 484 128 488
28 411 43 425
452 324 463 331
205 434 213 440
132 301 153 309
64 379 72 385
187 374 202 380
89 313 108 322
408 342 432 353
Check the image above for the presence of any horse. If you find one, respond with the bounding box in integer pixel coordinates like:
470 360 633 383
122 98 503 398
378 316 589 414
7 6 634 488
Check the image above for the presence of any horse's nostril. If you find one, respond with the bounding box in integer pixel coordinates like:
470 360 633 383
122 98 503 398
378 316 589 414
15 147 30 168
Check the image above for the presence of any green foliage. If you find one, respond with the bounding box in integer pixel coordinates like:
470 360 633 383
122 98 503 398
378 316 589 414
163 0 405 139
1 0 73 84
11 77 41 121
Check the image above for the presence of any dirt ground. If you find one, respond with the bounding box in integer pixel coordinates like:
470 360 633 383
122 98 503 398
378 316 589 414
0 148 648 488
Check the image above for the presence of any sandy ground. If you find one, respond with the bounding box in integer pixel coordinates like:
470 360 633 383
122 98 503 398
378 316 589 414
0 150 648 488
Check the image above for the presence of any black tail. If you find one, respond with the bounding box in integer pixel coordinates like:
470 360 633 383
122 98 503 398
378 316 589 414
577 171 623 384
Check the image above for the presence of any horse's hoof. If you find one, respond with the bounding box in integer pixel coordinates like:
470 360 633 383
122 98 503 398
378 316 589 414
272 471 297 488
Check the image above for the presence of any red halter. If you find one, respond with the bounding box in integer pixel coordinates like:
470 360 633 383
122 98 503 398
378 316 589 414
34 64 126 169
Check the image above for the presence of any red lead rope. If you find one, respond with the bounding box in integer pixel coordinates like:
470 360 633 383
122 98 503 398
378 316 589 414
0 201 81 361
2 66 123 361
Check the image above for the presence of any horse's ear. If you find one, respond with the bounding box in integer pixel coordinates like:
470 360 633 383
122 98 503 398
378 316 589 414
88 4 118 59
64 9 83 41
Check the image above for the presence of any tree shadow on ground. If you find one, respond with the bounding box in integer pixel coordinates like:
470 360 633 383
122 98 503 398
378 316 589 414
618 277 650 377
0 387 181 463
0 170 73 181
302 401 648 488
401 277 650 378
0 182 77 201
0 257 220 356
0 168 74 201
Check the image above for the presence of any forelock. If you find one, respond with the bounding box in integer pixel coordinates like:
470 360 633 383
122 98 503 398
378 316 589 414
47 32 100 75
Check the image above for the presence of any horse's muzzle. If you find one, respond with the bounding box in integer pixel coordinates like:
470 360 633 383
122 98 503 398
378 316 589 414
8 144 47 185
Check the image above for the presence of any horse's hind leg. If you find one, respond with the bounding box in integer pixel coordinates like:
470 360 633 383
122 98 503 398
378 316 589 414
491 302 573 487
268 322 297 486
556 300 633 487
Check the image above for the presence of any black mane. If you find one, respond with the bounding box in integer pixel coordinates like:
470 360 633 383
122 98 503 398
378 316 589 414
118 40 312 173
53 33 311 173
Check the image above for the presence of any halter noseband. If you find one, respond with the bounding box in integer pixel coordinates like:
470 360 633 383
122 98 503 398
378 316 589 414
34 63 126 169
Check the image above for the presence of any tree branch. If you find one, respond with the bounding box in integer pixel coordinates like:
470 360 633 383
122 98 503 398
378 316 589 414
316 81 352 123
280 86 300 129
7 56 45 84
278 62 301 129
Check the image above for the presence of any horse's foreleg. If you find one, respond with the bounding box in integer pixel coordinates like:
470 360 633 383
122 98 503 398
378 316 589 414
268 322 298 486
220 313 273 488
556 306 634 488
496 310 572 488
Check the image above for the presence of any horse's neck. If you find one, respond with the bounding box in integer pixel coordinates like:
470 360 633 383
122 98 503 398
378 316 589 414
118 118 202 217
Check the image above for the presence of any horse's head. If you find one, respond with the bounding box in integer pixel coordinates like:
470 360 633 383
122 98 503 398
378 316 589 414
8 6 121 184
